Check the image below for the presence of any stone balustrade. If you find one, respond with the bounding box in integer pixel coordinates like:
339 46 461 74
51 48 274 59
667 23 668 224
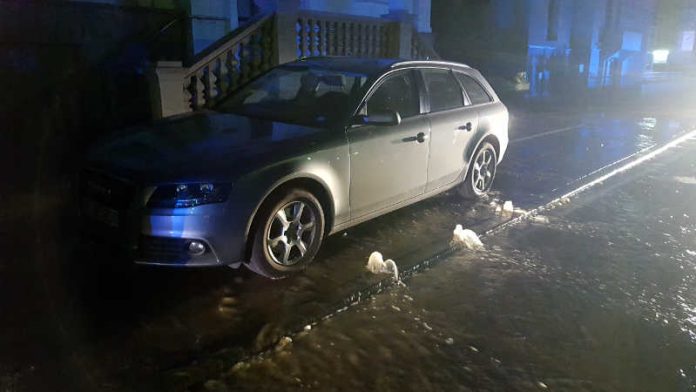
154 10 438 117
296 11 393 58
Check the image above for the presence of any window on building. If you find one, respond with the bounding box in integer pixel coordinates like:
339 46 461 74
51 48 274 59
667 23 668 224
455 73 492 105
681 31 695 51
367 72 420 118
421 69 464 112
547 0 560 41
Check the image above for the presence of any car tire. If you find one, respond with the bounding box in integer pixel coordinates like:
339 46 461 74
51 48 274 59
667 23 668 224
458 142 498 199
247 188 325 279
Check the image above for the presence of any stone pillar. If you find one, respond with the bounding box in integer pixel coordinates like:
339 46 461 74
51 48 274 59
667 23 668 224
385 13 414 59
274 0 300 65
153 61 191 118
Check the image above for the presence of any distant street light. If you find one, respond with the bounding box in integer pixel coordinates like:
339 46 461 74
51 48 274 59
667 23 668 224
652 49 670 64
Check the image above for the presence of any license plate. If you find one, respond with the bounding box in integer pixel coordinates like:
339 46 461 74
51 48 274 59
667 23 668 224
83 199 120 228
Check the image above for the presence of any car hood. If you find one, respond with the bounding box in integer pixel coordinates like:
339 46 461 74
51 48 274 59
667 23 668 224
88 111 336 184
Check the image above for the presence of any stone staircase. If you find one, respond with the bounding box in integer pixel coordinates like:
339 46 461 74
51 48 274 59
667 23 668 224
153 10 438 117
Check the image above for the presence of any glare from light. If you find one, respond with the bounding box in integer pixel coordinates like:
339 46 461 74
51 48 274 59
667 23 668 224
652 49 670 64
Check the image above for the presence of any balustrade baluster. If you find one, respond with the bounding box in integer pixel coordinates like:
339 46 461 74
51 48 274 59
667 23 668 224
327 21 334 55
195 70 207 109
230 44 241 90
183 76 195 110
337 22 348 56
362 24 368 56
318 20 327 56
239 39 250 84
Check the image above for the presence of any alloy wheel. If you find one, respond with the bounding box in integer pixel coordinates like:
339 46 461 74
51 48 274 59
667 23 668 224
472 147 496 194
265 200 318 266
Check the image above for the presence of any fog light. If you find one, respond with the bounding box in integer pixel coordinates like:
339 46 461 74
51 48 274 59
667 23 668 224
187 241 206 256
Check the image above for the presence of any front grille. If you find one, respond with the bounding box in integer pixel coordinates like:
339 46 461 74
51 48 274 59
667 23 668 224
138 236 193 263
81 170 137 209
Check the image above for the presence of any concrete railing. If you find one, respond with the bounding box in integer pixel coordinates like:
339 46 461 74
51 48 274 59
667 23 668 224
153 11 438 117
154 14 276 116
296 11 394 58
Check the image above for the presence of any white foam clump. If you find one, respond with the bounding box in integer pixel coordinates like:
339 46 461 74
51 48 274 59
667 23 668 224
532 215 550 224
674 176 696 185
502 201 514 214
366 251 399 281
452 225 484 250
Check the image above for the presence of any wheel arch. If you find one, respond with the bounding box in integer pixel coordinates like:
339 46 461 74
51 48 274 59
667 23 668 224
243 175 336 261
461 133 501 181
475 134 501 161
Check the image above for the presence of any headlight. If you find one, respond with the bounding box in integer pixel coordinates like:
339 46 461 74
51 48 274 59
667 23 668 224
147 183 231 208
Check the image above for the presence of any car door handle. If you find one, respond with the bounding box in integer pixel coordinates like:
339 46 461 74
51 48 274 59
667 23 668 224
402 132 429 143
458 122 473 131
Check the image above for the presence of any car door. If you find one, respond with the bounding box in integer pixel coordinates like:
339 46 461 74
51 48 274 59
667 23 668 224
347 70 430 219
420 68 479 192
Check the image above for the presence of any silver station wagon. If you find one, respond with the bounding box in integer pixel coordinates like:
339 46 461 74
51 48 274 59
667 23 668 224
83 57 509 278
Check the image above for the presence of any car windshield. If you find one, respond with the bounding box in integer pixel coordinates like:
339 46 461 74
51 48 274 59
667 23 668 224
216 65 370 127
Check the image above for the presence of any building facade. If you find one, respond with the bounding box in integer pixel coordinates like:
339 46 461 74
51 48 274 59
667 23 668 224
68 0 432 55
433 0 661 98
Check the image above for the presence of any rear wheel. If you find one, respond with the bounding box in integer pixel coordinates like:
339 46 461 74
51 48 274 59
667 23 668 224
247 189 325 279
458 142 498 199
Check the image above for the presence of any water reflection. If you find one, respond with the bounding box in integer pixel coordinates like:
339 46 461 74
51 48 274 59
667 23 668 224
211 140 696 392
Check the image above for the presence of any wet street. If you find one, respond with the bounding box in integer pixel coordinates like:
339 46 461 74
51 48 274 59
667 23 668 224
1 101 695 391
209 137 696 392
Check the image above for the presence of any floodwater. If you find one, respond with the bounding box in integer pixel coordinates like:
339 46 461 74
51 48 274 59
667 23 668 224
1 107 695 391
195 140 696 392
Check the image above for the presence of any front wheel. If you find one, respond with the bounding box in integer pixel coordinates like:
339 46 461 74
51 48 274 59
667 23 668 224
247 189 325 279
458 142 498 199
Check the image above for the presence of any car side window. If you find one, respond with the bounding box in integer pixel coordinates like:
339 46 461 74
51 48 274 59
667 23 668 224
455 73 493 105
421 69 464 112
366 72 419 118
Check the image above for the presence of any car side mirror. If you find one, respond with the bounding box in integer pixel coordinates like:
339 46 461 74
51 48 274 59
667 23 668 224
353 110 401 126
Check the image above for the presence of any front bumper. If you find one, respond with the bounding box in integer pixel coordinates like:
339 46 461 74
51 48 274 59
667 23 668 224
137 210 243 267
80 170 248 268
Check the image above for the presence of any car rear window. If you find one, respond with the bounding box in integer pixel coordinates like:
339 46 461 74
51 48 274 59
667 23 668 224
421 69 465 112
455 73 493 105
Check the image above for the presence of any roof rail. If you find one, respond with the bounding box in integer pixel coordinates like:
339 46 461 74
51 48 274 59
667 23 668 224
391 60 471 69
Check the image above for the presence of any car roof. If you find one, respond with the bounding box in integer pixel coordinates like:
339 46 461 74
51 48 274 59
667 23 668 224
288 56 472 77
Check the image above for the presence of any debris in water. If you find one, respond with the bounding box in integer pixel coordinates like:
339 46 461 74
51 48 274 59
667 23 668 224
230 361 250 374
674 176 696 184
303 325 312 332
537 381 549 389
469 345 479 352
686 250 696 256
275 336 293 352
452 225 484 250
423 322 433 331
391 305 402 312
445 337 454 345
499 200 514 216
366 251 399 281
204 379 229 392
532 215 550 224
513 207 527 215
